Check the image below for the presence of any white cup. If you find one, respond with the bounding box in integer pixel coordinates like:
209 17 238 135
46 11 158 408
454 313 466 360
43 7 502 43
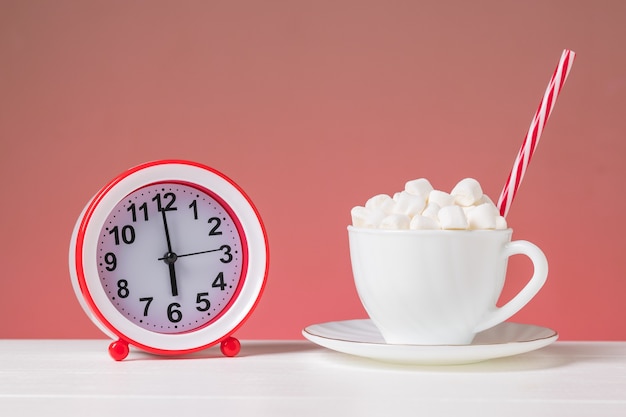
348 226 548 345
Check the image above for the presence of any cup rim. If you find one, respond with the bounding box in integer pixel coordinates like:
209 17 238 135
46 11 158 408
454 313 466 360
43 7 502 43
347 225 513 234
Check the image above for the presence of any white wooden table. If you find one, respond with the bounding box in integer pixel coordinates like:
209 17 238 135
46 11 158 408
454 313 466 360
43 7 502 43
1 340 625 416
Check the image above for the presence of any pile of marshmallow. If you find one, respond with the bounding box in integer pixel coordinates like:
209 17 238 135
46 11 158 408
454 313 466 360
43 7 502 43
351 178 507 230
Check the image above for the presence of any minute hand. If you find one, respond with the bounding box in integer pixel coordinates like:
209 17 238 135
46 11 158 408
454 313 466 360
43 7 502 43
170 248 224 259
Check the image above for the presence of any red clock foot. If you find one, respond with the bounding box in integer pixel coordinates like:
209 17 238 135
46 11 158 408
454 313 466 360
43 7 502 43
220 336 241 357
108 339 130 361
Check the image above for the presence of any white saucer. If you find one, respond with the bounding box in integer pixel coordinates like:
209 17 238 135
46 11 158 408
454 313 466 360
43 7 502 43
302 319 558 365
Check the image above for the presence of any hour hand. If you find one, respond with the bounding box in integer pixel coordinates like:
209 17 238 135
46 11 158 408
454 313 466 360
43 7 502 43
168 262 178 297
161 251 179 297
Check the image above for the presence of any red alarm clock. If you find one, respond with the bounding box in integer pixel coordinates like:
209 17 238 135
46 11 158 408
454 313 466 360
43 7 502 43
69 160 269 360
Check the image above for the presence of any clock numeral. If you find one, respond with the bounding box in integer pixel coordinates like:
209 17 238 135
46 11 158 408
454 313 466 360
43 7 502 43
212 272 227 291
208 217 222 236
189 200 198 220
109 225 135 245
128 202 149 222
139 297 153 316
117 279 130 298
167 302 182 323
153 192 177 212
220 245 233 263
196 292 210 311
104 252 117 271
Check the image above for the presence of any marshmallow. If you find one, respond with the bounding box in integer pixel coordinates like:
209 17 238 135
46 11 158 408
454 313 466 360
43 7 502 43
476 194 496 207
428 190 455 207
451 178 483 206
380 214 411 230
365 194 395 215
392 191 426 217
421 202 441 221
405 178 434 197
495 215 508 230
392 191 406 202
438 205 468 230
467 203 498 229
351 206 385 228
462 205 475 217
409 215 440 230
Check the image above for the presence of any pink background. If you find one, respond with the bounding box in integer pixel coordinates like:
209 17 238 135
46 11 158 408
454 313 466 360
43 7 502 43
1 1 625 341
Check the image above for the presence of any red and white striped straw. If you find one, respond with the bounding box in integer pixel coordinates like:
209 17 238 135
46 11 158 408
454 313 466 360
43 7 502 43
497 49 576 218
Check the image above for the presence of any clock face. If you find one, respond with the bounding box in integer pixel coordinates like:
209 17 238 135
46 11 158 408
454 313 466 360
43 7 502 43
96 181 246 334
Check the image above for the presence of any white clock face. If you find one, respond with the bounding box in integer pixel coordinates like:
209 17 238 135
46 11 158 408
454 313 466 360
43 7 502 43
96 181 246 334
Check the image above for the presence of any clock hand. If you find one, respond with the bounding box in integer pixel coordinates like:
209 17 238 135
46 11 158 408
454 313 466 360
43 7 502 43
158 245 228 261
171 248 223 258
160 209 179 297
167 262 178 297
161 208 174 253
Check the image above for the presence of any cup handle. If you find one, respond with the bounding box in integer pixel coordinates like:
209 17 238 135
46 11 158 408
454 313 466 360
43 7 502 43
474 240 548 333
